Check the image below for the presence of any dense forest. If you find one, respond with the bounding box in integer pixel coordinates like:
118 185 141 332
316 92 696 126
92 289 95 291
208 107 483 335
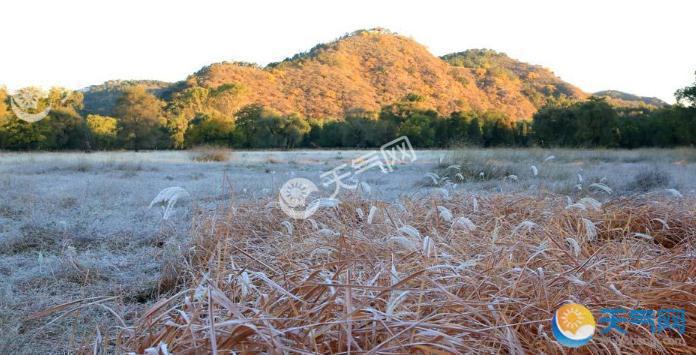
0 29 693 151
1 77 694 150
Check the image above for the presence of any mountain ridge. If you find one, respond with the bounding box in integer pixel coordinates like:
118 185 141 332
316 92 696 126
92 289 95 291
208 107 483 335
593 90 668 108
82 29 662 120
183 29 588 120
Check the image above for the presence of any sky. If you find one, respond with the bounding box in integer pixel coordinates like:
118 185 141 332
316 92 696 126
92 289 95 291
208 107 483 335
1 0 694 103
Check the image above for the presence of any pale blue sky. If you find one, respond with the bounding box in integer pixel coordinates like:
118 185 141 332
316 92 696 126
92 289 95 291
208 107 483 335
1 0 693 102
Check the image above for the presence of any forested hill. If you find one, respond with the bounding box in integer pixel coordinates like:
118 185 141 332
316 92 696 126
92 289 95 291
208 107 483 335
180 29 586 120
593 90 668 108
82 80 176 117
82 29 589 120
441 49 587 116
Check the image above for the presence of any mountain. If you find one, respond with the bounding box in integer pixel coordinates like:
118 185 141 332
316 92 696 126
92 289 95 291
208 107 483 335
593 90 668 108
81 29 662 121
442 50 587 113
82 80 175 116
183 29 586 120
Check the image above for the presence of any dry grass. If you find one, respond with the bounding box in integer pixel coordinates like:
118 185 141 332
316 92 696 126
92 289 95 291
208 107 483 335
189 146 233 162
3 149 694 353
77 192 696 353
627 169 673 192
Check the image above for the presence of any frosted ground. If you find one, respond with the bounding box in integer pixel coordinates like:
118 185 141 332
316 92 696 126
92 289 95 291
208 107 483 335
0 148 695 352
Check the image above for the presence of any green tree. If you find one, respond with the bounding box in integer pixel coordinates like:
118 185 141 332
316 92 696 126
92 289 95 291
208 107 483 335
114 86 166 149
301 117 324 147
466 116 483 145
340 115 374 147
379 93 434 123
315 119 344 147
282 113 311 148
185 111 235 147
35 108 89 150
234 104 265 147
165 83 245 145
234 104 310 148
532 102 577 147
512 121 532 147
167 86 210 119
398 113 436 147
87 114 118 149
480 111 513 147
676 71 696 107
573 97 617 147
166 114 189 149
0 117 46 150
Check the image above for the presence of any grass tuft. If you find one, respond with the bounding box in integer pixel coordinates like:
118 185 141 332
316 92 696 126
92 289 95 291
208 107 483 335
626 168 672 192
189 146 233 162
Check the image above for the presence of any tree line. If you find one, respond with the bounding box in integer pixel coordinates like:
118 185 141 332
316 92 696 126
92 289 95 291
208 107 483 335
0 74 694 150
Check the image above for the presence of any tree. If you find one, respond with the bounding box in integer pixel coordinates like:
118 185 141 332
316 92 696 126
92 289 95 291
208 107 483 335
165 83 245 146
0 117 46 150
340 115 374 147
234 104 310 148
167 114 189 149
35 107 89 150
208 83 245 116
379 93 434 123
47 87 84 112
573 97 617 147
675 71 696 107
315 119 344 147
234 104 265 148
532 102 577 147
87 114 118 149
185 111 235 147
480 111 513 147
168 86 209 119
301 117 324 147
466 116 483 145
0 87 9 123
282 113 311 148
398 113 436 147
512 121 532 147
114 86 165 149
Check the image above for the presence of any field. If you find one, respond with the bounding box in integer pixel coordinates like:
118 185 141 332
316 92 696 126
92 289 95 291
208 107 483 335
1 148 695 353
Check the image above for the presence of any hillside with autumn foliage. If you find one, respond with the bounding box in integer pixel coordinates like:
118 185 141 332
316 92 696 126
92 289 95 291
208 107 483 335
181 29 585 120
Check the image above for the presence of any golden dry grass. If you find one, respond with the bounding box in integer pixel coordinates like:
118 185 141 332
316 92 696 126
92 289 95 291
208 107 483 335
82 192 696 353
189 146 233 162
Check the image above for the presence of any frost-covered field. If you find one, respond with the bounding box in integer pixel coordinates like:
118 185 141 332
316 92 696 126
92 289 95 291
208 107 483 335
1 148 695 353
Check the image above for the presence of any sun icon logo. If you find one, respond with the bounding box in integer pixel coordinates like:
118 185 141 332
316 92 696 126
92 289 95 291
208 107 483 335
552 303 596 348
278 178 319 219
281 179 314 207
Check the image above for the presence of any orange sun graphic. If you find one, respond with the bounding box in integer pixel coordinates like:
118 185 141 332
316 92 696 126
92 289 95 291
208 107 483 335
559 307 584 332
556 304 595 335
